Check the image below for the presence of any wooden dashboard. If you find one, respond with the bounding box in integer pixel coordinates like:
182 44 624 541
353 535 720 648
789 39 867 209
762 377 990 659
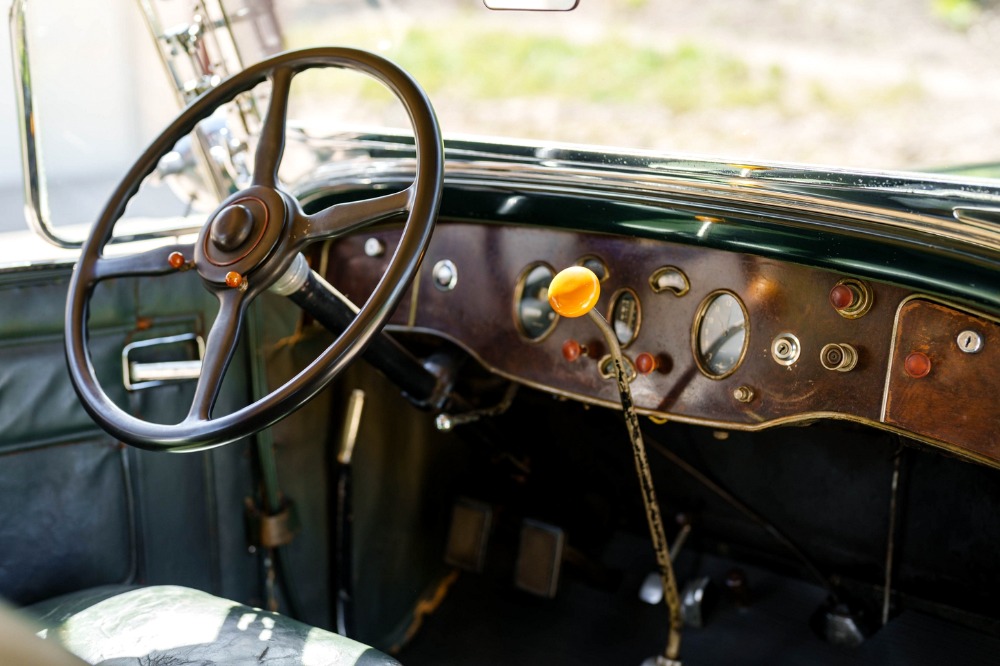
324 221 1000 468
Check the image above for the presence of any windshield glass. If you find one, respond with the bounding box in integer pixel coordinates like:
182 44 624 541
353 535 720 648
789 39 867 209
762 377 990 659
2 0 998 246
272 0 1000 174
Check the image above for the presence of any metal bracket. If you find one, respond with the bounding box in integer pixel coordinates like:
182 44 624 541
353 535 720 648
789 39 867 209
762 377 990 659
245 497 300 549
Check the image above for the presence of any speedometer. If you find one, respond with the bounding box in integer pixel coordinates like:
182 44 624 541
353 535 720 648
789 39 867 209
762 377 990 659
692 290 749 379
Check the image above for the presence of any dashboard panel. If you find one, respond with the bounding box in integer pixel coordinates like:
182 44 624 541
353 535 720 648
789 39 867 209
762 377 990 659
325 221 1000 468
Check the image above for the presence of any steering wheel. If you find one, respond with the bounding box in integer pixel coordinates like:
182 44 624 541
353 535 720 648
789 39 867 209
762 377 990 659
65 48 443 452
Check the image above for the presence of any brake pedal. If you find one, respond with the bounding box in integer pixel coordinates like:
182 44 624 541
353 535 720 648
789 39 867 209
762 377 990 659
444 498 493 572
514 520 565 598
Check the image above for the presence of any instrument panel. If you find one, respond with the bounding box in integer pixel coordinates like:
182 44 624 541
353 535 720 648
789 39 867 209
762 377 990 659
325 221 1000 469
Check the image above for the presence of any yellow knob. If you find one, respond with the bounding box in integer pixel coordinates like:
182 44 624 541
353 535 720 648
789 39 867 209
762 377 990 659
548 266 600 318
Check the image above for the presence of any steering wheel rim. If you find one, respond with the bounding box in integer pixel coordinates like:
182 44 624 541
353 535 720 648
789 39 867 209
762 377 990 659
65 47 443 452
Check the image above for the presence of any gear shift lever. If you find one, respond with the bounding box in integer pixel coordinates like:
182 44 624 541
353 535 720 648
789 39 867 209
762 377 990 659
548 266 683 666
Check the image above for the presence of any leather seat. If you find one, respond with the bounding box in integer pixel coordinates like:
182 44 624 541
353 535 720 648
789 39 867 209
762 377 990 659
27 585 400 666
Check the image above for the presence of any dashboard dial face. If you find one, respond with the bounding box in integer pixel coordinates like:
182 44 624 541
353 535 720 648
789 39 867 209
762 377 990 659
693 291 749 379
609 288 641 347
577 255 609 282
514 263 559 341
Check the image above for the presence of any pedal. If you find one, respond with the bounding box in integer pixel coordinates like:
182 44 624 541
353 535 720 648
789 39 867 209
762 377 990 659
680 575 716 628
514 520 564 598
444 498 492 572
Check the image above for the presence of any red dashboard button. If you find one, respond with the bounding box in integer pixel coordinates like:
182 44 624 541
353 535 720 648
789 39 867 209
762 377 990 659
562 339 582 362
904 351 931 378
635 352 657 375
830 284 856 310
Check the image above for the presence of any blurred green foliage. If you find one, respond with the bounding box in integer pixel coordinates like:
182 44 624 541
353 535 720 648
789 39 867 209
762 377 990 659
931 0 982 29
289 21 787 114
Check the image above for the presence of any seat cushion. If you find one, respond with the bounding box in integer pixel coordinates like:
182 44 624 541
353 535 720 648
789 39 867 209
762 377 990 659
29 585 401 666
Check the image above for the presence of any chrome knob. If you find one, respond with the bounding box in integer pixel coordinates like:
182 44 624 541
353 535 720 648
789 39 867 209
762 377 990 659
820 343 858 372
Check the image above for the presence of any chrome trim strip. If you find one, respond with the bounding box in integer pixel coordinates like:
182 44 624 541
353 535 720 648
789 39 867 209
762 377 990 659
292 137 1000 256
9 0 66 248
8 0 206 249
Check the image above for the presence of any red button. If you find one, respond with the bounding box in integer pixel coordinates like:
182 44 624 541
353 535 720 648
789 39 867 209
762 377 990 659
830 284 856 310
904 352 931 378
635 352 657 375
562 339 582 362
168 251 186 270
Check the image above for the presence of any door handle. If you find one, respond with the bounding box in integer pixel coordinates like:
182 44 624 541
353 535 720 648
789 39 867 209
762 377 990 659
122 333 205 391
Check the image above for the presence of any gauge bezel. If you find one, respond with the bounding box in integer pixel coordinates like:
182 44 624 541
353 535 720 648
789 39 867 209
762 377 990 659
649 266 690 296
607 287 642 349
691 289 750 380
512 261 560 343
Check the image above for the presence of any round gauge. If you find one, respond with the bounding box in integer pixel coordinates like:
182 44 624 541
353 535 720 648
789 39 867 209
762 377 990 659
577 255 609 282
692 290 749 379
609 288 641 348
514 263 559 341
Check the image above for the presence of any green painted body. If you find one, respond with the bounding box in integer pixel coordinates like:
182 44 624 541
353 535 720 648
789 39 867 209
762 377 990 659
296 133 1000 316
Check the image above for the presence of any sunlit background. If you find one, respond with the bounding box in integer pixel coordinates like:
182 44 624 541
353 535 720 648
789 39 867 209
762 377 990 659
1 0 998 234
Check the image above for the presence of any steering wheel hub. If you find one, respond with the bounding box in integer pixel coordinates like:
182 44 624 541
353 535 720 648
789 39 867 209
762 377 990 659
210 203 255 252
196 188 286 280
202 195 272 268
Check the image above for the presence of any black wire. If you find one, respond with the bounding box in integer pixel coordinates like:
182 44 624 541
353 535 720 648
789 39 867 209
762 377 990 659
642 425 835 598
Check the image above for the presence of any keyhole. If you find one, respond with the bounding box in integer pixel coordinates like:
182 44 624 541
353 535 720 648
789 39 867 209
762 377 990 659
957 330 982 354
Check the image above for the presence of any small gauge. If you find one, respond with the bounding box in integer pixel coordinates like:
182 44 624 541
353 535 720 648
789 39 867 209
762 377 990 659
692 290 749 379
514 263 559 341
649 266 690 296
609 288 641 347
577 255 609 282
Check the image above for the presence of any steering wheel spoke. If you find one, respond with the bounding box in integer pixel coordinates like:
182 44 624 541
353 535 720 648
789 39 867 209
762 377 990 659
252 66 294 189
294 185 413 244
90 243 195 283
187 288 249 423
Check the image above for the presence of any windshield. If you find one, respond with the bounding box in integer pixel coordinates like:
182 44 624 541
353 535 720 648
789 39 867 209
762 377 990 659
2 0 999 244
272 0 1000 173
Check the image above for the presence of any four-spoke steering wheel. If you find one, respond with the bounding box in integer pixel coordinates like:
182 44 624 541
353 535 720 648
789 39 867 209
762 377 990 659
65 48 443 451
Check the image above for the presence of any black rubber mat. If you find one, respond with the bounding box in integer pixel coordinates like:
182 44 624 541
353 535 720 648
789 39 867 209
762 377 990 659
398 533 1000 665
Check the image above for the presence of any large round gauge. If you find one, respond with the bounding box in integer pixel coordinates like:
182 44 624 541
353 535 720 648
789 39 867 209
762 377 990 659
514 263 559 341
609 288 641 348
692 290 749 379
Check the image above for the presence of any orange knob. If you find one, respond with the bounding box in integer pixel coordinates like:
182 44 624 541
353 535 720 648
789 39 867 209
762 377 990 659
548 266 600 318
225 271 245 289
168 251 186 270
